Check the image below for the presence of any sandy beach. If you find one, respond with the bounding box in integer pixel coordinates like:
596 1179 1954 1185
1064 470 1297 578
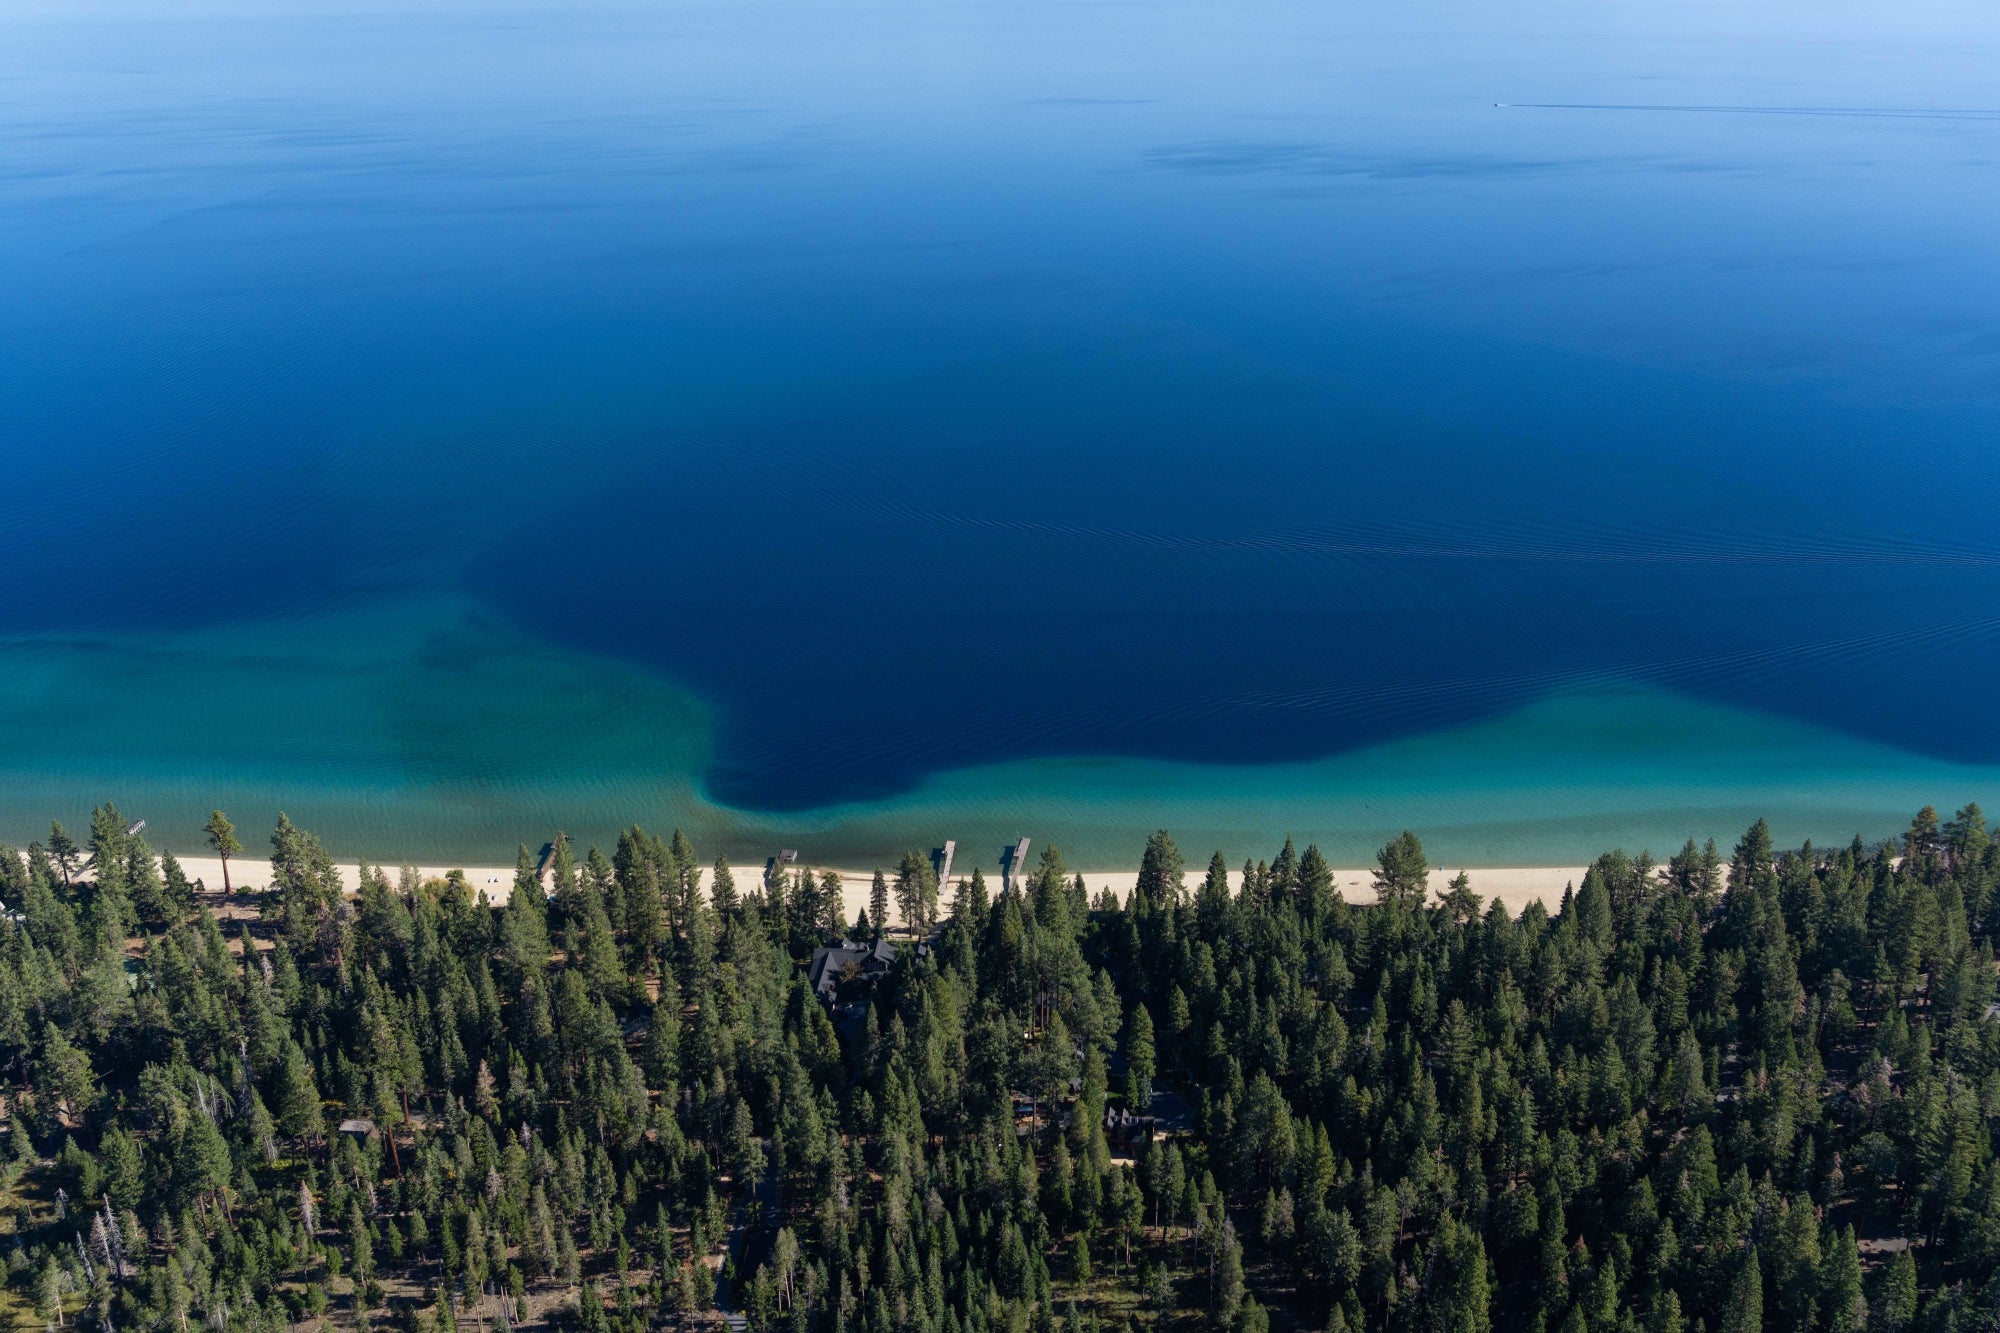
160 854 1584 926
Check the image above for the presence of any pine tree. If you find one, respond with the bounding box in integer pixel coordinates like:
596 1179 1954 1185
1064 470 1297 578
34 1020 97 1118
710 855 737 915
504 845 552 986
1197 851 1231 935
48 821 78 890
1213 1219 1245 1330
1820 1226 1866 1333
1430 1216 1492 1333
1373 830 1429 907
180 1111 233 1214
1297 843 1335 921
1770 1197 1821 1328
274 1040 325 1145
643 989 680 1087
1717 1246 1763 1333
1440 870 1483 924
1871 1248 1915 1333
1122 1005 1156 1111
36 1253 65 1327
894 850 937 933
1136 830 1185 910
204 810 242 893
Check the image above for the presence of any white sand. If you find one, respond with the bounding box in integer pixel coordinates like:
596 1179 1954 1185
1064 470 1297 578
164 855 1583 924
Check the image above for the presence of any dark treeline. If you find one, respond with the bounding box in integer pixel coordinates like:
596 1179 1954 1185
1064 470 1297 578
2 801 2000 1333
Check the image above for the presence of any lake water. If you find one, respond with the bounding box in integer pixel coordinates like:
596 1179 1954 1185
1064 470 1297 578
6 0 2000 868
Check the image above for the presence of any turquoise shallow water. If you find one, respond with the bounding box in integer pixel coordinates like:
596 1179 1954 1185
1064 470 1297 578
1 594 1995 867
4 0 2000 866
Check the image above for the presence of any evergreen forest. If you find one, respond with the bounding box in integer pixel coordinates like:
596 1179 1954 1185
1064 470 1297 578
2 802 2000 1333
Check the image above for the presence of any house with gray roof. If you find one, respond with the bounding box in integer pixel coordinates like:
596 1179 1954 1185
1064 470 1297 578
808 936 897 1003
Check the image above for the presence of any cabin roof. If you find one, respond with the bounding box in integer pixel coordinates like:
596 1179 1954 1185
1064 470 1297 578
808 936 898 999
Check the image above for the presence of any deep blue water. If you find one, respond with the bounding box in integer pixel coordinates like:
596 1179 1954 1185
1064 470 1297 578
6 0 2000 860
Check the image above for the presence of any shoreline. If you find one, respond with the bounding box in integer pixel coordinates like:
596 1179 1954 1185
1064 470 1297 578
160 854 1585 922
